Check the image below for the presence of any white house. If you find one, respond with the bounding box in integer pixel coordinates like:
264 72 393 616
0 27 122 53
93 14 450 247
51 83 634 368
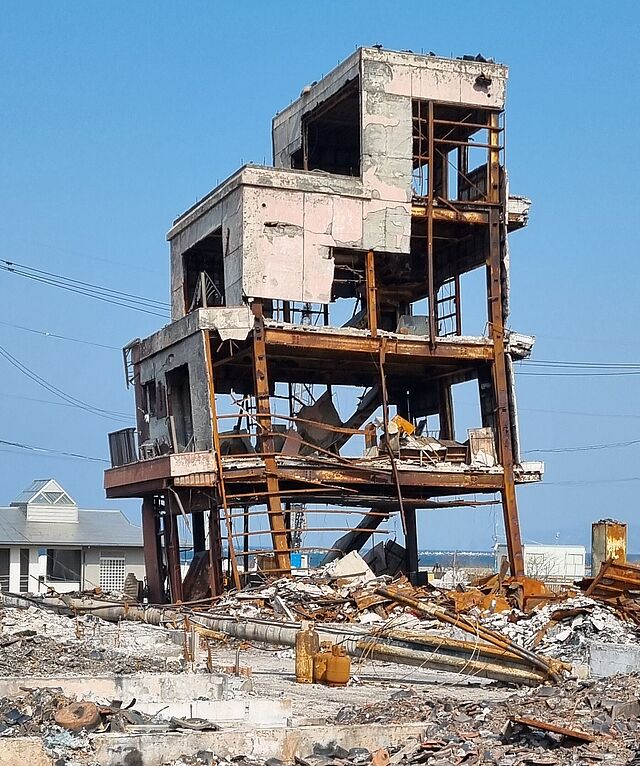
0 479 145 594
495 543 586 582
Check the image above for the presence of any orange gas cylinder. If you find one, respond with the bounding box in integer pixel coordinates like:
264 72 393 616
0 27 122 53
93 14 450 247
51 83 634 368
313 641 333 684
325 645 351 687
295 622 319 684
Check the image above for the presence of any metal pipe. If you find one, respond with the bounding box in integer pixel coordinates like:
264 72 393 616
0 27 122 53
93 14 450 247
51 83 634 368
44 596 550 686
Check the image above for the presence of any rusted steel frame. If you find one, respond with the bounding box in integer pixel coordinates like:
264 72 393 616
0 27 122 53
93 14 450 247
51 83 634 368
222 399 380 476
434 137 504 150
585 559 610 596
221 463 507 490
487 212 523 575
412 207 488 225
203 330 242 591
164 502 183 603
228 526 390 540
376 586 563 683
262 327 493 361
365 249 378 337
433 117 500 131
251 305 291 575
426 100 438 348
225 487 348 501
377 340 407 536
141 496 164 604
226 507 391 520
215 411 365 436
454 273 462 333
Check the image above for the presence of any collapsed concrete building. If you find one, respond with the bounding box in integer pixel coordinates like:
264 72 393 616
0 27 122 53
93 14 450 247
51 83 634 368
104 47 542 603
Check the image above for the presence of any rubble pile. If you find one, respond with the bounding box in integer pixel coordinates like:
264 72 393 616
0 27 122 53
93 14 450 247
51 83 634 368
0 605 184 676
333 674 640 764
478 596 639 664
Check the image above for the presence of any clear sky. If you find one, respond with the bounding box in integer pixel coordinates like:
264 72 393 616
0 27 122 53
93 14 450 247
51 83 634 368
1 1 639 551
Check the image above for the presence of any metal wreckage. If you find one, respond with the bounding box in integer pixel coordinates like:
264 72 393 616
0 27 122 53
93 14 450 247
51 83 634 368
104 47 541 603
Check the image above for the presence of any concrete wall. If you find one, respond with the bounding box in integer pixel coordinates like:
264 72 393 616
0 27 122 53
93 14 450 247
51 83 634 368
137 330 212 453
0 546 145 594
83 546 145 591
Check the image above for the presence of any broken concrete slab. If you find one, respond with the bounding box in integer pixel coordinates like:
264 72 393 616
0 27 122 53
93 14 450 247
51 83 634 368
91 722 429 766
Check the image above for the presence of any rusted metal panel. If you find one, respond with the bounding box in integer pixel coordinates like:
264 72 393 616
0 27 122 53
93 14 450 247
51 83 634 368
592 519 627 576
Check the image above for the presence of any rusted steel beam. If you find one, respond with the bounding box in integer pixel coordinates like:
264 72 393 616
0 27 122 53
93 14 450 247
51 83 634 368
412 206 488 224
263 327 493 361
365 249 378 337
509 717 595 744
141 496 164 604
251 305 291 575
427 100 437 348
164 501 183 603
203 330 242 591
486 110 524 577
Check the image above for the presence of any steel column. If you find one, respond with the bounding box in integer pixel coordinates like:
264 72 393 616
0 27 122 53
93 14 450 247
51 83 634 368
251 303 291 575
141 496 164 604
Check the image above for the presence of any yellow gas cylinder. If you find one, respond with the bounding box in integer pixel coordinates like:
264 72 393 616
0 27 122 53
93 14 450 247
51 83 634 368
295 622 319 684
326 645 351 687
313 641 333 684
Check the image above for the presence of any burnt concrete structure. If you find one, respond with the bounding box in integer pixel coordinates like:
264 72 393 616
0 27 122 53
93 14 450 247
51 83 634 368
105 47 542 603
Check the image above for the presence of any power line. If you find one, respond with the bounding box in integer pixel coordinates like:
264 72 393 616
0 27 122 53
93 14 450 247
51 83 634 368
533 477 640 487
0 261 170 318
0 439 109 464
0 342 132 422
0 320 120 350
1 259 168 307
523 359 640 369
526 439 640 454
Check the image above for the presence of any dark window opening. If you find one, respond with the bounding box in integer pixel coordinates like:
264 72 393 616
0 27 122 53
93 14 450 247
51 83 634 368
20 548 29 592
47 549 81 583
0 549 9 591
166 364 194 452
292 80 361 177
144 381 157 417
183 229 226 313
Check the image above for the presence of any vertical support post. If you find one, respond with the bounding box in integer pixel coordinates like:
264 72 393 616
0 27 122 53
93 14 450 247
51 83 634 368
251 303 291 575
141 496 164 604
365 249 378 337
487 201 524 577
199 271 208 308
404 506 419 585
202 330 242 591
426 100 437 347
438 382 455 441
164 498 183 603
243 505 250 581
208 507 224 596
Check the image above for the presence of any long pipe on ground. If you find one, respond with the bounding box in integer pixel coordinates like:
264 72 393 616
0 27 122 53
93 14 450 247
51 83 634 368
375 586 565 683
38 596 552 686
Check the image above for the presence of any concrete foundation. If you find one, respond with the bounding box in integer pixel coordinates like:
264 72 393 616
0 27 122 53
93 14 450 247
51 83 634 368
92 722 429 766
0 673 228 702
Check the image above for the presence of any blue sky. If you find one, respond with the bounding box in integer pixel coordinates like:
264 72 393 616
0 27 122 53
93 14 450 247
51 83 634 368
1 1 639 551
